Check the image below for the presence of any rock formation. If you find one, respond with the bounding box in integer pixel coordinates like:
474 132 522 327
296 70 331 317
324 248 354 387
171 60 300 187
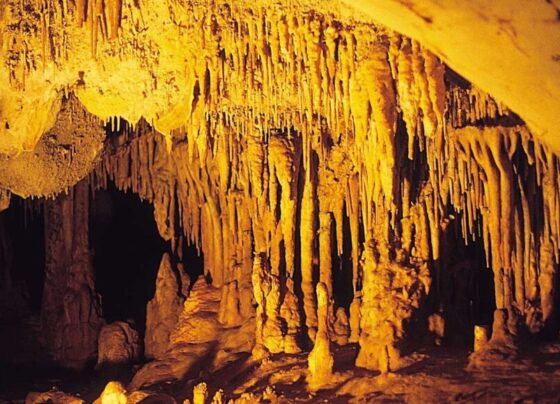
145 252 190 360
96 321 141 372
192 382 208 404
94 381 177 404
93 381 127 404
42 179 103 369
25 390 84 404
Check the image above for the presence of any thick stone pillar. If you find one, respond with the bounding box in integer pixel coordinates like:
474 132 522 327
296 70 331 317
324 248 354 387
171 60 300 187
42 179 102 369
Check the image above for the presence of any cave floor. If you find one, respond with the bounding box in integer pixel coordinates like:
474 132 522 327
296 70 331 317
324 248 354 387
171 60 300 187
205 343 560 403
2 335 560 403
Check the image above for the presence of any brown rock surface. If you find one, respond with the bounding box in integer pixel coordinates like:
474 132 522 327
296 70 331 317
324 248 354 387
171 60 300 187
25 390 84 404
96 321 141 371
42 179 103 369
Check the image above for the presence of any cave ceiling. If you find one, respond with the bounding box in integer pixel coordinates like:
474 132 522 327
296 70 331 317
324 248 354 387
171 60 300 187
0 0 559 198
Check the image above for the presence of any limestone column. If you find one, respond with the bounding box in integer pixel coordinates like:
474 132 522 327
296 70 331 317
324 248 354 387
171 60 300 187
300 161 318 340
42 179 102 369
318 211 334 329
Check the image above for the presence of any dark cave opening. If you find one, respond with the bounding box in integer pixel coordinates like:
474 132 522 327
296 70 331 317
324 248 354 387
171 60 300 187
332 205 354 313
90 182 168 334
90 181 205 336
437 213 496 346
0 197 45 318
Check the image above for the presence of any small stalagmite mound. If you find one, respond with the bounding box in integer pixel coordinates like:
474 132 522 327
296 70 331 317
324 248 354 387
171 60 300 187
93 381 128 404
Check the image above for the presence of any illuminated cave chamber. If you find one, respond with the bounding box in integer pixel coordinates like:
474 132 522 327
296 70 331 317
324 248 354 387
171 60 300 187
1 1 560 401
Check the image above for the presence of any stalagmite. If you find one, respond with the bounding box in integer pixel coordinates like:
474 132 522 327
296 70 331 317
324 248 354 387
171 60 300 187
93 381 127 404
333 307 350 345
145 252 190 359
473 325 490 352
307 282 334 391
211 390 225 404
96 321 141 372
193 382 208 404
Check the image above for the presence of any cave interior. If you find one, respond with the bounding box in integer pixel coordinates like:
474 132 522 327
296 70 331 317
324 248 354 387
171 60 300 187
1 0 560 402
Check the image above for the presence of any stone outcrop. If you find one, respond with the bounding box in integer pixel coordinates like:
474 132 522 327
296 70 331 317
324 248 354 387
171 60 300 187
25 390 84 404
94 381 177 404
96 321 141 372
468 309 520 369
93 381 128 404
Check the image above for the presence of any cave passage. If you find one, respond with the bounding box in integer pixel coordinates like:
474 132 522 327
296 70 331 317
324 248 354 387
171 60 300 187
437 214 496 346
3 1 560 401
90 181 204 334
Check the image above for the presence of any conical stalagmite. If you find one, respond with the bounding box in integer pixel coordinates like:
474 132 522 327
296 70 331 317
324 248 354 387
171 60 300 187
145 253 189 359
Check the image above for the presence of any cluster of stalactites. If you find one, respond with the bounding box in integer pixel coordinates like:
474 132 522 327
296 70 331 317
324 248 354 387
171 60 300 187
81 5 560 369
449 126 560 323
40 0 123 58
2 0 123 88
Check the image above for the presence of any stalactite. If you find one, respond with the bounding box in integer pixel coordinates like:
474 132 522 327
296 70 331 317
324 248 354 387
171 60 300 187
0 189 10 212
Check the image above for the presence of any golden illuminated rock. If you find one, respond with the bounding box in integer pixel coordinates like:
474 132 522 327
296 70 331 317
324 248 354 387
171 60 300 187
211 389 225 404
93 381 127 404
192 382 208 404
428 313 445 346
474 325 490 352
